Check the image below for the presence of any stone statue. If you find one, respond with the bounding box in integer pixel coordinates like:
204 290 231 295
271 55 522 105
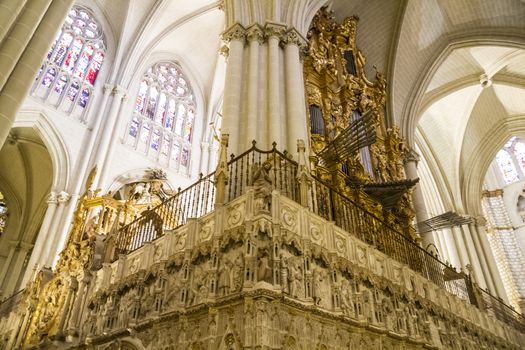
251 161 272 212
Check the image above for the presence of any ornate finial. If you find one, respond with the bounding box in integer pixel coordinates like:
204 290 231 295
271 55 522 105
86 165 97 192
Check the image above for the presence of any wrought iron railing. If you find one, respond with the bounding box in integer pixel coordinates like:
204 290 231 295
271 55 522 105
480 288 525 332
226 141 298 203
309 177 471 301
115 173 215 253
113 141 524 331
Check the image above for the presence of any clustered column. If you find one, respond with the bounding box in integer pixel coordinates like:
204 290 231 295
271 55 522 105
244 24 264 150
221 24 246 157
220 22 309 157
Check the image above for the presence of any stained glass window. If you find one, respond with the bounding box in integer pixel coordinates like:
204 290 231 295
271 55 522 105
33 5 105 114
0 192 7 236
495 137 525 185
514 141 525 174
127 61 196 171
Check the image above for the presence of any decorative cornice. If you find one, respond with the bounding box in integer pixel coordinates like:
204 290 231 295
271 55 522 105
222 23 246 43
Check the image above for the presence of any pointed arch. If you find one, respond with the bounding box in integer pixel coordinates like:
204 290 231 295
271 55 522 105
13 111 70 191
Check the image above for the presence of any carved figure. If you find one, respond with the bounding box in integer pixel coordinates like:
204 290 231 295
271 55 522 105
218 257 232 295
280 256 289 293
257 250 273 283
289 260 303 298
252 161 272 212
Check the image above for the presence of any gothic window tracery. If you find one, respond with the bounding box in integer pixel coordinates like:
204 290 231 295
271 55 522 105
126 62 196 171
0 192 7 235
32 6 106 116
495 137 525 185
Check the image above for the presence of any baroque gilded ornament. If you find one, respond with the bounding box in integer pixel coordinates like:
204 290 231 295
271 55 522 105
304 7 416 238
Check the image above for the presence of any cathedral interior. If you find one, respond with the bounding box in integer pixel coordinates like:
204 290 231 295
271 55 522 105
1 0 525 349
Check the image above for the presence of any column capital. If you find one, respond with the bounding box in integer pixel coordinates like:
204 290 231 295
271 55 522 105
222 23 246 44
265 22 287 40
111 85 127 97
57 191 71 203
47 191 59 204
282 28 307 48
403 147 420 165
246 24 264 44
200 141 210 150
474 216 488 226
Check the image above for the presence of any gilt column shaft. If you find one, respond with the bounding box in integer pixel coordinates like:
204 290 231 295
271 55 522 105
221 24 245 157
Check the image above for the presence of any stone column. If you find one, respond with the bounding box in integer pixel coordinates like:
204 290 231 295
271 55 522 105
265 23 286 150
199 142 210 175
0 0 27 41
459 224 487 289
92 85 127 187
474 217 509 303
283 28 309 156
221 24 246 157
244 24 264 150
2 241 33 296
67 271 90 336
0 0 75 146
21 191 58 286
98 92 128 186
469 222 497 295
403 148 432 247
42 191 70 267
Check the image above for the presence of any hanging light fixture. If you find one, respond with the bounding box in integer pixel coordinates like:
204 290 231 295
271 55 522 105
0 191 8 235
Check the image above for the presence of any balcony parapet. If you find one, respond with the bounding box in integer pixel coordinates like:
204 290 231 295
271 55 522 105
86 189 524 349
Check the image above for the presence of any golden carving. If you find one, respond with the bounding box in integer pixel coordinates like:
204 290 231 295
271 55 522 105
304 7 415 237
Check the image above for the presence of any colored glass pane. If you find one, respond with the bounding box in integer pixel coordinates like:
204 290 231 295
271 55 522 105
42 68 56 87
151 129 161 150
146 87 158 119
53 32 73 66
78 88 90 107
165 99 176 130
64 38 83 74
67 81 79 101
181 147 189 167
171 142 180 162
129 117 140 138
514 141 525 174
54 75 68 94
496 150 520 184
156 93 167 124
175 104 185 136
135 80 148 113
161 136 170 156
184 107 194 141
141 123 151 145
74 44 93 79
